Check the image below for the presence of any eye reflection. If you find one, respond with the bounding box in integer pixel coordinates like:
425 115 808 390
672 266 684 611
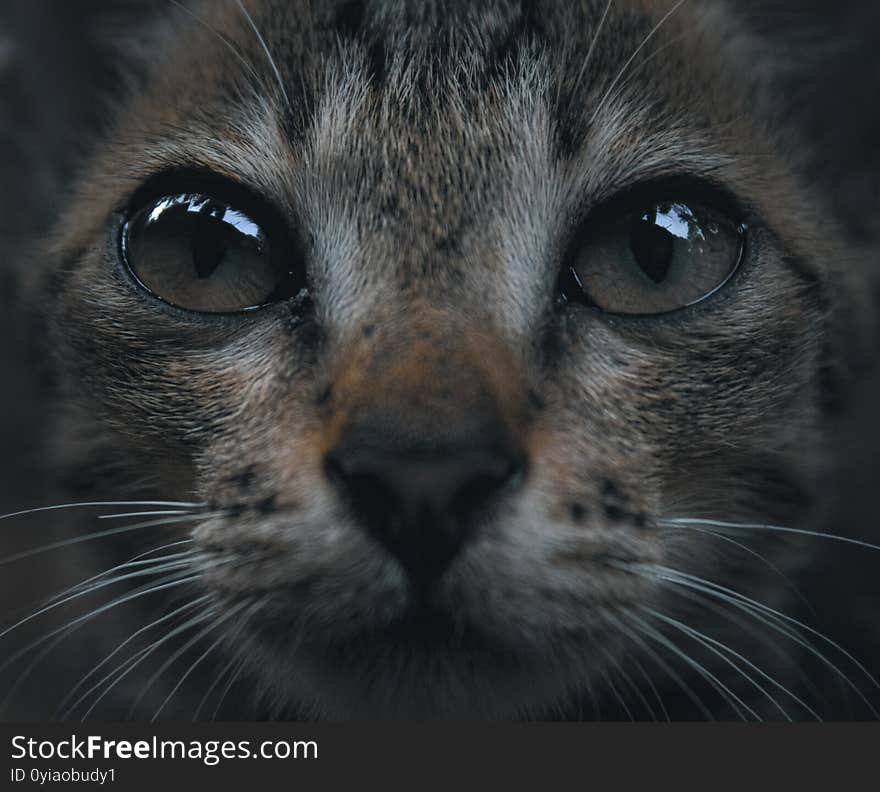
650 203 701 241
147 195 262 240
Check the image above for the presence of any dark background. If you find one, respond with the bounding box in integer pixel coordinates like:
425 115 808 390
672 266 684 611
0 0 878 718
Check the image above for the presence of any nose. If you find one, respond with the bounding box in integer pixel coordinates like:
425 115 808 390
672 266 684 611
324 428 525 591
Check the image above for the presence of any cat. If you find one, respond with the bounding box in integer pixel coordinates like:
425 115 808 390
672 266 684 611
1 0 879 720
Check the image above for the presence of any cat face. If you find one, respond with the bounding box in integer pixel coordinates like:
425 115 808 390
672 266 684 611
49 0 873 717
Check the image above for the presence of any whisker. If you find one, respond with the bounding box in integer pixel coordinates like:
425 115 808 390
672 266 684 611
0 555 200 640
153 602 255 723
2 631 72 715
625 650 671 722
61 548 269 721
1 562 200 714
194 661 238 722
0 513 209 567
79 609 216 721
0 572 203 680
600 666 635 721
193 647 244 721
128 605 244 721
661 517 880 553
658 582 832 713
571 0 615 99
211 656 248 721
709 595 879 718
153 631 227 723
628 611 756 720
54 595 211 720
65 550 269 720
234 0 292 115
53 541 195 604
606 648 658 721
670 523 816 614
602 24 701 110
641 564 880 692
0 501 202 523
643 607 818 720
630 564 880 717
98 511 191 520
3 541 195 630
166 0 264 88
609 611 713 720
62 647 153 722
588 0 689 127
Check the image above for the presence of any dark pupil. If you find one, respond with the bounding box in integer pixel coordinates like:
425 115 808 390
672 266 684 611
629 211 674 284
191 202 230 279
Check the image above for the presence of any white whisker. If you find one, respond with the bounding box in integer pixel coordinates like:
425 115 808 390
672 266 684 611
128 605 244 721
0 573 203 680
662 517 880 553
571 0 615 98
194 654 240 722
0 513 208 567
629 610 757 720
642 564 880 690
627 650 671 722
98 511 191 520
234 0 292 115
55 595 211 720
166 0 265 86
609 612 714 720
54 541 195 604
1 559 200 714
211 656 248 721
644 606 819 720
588 0 689 127
669 522 815 613
0 501 202 523
629 564 880 717
153 602 255 723
600 666 635 721
659 582 832 712
603 647 658 721
0 556 199 640
79 610 216 721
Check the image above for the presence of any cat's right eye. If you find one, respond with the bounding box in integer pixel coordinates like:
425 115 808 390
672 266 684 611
121 192 303 313
560 196 746 316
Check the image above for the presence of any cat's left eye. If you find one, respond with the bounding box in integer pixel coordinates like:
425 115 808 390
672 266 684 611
560 199 746 315
121 191 303 313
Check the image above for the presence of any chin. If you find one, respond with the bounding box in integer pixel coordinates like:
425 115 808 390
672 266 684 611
240 623 590 720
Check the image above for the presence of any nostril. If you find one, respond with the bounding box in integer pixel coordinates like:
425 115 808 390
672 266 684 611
451 455 527 516
322 451 349 488
323 440 527 590
324 451 401 525
325 448 525 520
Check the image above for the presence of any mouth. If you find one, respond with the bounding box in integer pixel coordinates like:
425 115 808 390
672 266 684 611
208 539 642 662
244 586 500 654
235 598 568 718
346 599 502 653
202 538 648 718
240 578 619 675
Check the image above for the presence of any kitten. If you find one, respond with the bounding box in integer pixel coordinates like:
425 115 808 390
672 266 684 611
2 0 879 720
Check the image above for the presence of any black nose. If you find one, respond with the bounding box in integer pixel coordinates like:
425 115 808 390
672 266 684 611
324 431 525 590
